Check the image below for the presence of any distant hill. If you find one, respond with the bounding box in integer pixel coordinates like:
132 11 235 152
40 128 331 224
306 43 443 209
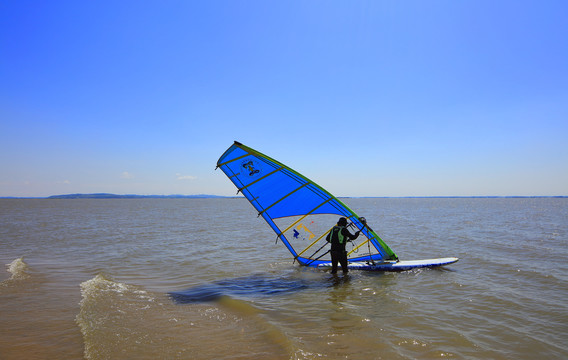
47 193 236 199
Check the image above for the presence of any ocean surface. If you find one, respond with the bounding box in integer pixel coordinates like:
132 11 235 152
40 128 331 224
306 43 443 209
1 198 567 359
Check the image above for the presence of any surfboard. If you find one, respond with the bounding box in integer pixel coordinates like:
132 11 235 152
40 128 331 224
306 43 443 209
317 257 459 271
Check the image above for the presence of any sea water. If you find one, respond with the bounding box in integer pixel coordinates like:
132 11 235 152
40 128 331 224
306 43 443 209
0 198 567 359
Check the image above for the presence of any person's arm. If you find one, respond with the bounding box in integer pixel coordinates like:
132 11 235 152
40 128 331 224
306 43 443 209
342 228 361 241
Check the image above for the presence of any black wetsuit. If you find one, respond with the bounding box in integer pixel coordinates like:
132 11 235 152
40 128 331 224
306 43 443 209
326 225 360 274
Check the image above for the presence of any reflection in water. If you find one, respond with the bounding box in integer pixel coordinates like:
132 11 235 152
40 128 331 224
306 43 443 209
328 273 351 288
169 274 314 303
170 270 361 304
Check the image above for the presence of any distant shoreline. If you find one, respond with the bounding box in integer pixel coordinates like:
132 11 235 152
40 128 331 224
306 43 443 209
0 193 241 199
0 193 566 199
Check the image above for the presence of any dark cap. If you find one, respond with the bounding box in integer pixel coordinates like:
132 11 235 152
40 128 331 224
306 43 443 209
338 217 348 226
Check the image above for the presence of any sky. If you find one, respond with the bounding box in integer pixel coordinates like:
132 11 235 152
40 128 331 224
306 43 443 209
1 0 567 197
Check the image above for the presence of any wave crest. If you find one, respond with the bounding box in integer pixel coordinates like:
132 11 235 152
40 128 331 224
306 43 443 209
1 257 30 286
8 257 29 279
76 274 157 359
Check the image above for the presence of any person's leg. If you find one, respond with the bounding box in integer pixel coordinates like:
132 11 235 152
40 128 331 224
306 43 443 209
331 251 338 274
340 251 349 274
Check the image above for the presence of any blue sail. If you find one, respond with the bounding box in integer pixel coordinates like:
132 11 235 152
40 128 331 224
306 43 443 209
216 141 398 267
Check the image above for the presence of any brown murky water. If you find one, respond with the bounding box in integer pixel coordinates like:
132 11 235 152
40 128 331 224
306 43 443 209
1 198 567 359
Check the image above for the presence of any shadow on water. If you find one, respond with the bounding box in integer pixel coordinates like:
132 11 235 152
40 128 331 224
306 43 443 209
169 271 354 304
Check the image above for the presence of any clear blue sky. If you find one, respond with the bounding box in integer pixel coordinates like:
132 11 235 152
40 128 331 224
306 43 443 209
1 1 567 197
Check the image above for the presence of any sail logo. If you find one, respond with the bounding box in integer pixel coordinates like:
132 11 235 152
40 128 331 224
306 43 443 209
241 159 261 177
293 223 315 241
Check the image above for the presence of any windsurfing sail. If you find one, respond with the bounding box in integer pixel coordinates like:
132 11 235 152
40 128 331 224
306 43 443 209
216 141 398 267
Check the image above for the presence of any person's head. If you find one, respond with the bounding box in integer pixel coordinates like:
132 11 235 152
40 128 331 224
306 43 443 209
338 217 348 226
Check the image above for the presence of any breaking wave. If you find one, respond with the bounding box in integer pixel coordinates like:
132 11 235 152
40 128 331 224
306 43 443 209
76 273 159 359
1 257 30 286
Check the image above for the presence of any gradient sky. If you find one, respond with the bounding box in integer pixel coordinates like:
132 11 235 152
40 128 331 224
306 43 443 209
1 1 567 197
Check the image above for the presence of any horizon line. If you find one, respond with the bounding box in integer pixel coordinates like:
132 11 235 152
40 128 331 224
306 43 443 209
0 193 566 199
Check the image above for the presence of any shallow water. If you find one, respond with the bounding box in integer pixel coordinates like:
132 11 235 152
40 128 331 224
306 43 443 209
1 198 567 359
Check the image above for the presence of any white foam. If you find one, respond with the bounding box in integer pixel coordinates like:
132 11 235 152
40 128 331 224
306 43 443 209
76 274 162 359
79 274 154 301
6 257 30 280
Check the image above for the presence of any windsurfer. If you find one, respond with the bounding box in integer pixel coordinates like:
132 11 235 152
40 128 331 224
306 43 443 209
326 217 360 274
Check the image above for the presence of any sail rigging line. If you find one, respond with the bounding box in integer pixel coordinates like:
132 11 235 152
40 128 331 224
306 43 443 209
216 152 251 168
237 166 284 194
350 240 359 254
366 234 374 264
362 218 393 262
354 216 374 265
258 183 310 217
222 159 271 217
304 237 335 265
296 227 333 258
347 238 372 254
303 219 358 266
296 214 358 260
276 197 333 239
306 239 329 260
305 249 330 266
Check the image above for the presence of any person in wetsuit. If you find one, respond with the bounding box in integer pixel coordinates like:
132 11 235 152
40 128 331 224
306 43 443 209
326 217 360 274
